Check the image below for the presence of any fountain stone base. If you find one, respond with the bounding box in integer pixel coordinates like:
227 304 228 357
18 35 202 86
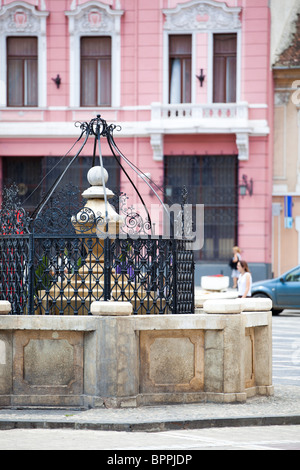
0 299 273 408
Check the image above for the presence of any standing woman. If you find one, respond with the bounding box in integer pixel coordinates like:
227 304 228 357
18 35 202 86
237 260 252 298
230 246 241 289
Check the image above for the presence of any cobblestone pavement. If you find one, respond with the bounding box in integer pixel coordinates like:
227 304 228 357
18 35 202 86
0 384 299 433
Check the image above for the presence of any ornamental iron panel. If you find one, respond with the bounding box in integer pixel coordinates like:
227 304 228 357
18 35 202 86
0 115 194 315
0 184 194 315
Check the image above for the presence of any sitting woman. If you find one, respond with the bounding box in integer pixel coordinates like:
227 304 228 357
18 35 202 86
237 260 252 298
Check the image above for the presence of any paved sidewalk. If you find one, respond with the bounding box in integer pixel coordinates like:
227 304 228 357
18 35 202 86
0 385 299 432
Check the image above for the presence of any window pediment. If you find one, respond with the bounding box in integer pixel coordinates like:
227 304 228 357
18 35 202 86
0 1 49 35
66 1 123 35
163 0 241 32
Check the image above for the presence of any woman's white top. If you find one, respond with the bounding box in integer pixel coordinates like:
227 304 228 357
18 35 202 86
237 272 252 297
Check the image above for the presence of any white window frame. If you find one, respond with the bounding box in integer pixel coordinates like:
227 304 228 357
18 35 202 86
162 0 241 105
208 30 242 104
66 1 124 109
164 32 196 105
0 1 49 108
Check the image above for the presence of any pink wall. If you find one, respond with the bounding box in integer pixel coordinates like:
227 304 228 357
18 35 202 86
238 1 273 266
0 0 273 270
47 0 70 109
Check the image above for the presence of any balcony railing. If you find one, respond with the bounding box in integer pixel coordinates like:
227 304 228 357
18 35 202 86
151 102 249 122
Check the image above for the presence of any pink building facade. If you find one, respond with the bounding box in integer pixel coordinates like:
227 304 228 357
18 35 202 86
0 0 273 283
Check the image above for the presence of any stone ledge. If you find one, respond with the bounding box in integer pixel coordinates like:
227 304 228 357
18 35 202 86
0 311 271 331
0 315 99 331
203 298 272 314
203 299 244 314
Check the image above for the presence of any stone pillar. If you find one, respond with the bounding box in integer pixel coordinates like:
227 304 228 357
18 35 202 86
0 302 12 404
90 300 137 407
254 312 273 391
96 316 138 407
202 298 273 401
223 314 246 399
0 331 12 405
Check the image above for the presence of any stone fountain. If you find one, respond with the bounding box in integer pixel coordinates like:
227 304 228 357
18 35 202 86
0 116 274 408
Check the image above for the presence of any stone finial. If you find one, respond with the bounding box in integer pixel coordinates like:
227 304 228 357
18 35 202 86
82 165 114 200
90 300 133 316
87 166 108 186
0 301 11 315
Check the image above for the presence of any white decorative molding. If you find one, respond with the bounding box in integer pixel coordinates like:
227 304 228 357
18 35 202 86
236 133 249 161
66 1 123 34
0 1 48 34
0 1 49 107
70 0 77 10
163 0 241 32
150 134 164 162
0 118 268 142
65 1 124 108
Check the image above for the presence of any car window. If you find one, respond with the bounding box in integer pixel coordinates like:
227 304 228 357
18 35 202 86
285 267 300 282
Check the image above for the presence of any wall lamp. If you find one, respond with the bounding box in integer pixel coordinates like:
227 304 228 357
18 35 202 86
196 69 205 87
239 174 253 196
52 74 61 89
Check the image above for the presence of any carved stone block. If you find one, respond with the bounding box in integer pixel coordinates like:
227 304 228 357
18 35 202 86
140 330 204 393
13 330 83 399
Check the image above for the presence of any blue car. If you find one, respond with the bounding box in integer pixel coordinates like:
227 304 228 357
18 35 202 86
251 265 300 315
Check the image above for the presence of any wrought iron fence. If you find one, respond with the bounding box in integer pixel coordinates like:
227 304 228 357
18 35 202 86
0 184 194 315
